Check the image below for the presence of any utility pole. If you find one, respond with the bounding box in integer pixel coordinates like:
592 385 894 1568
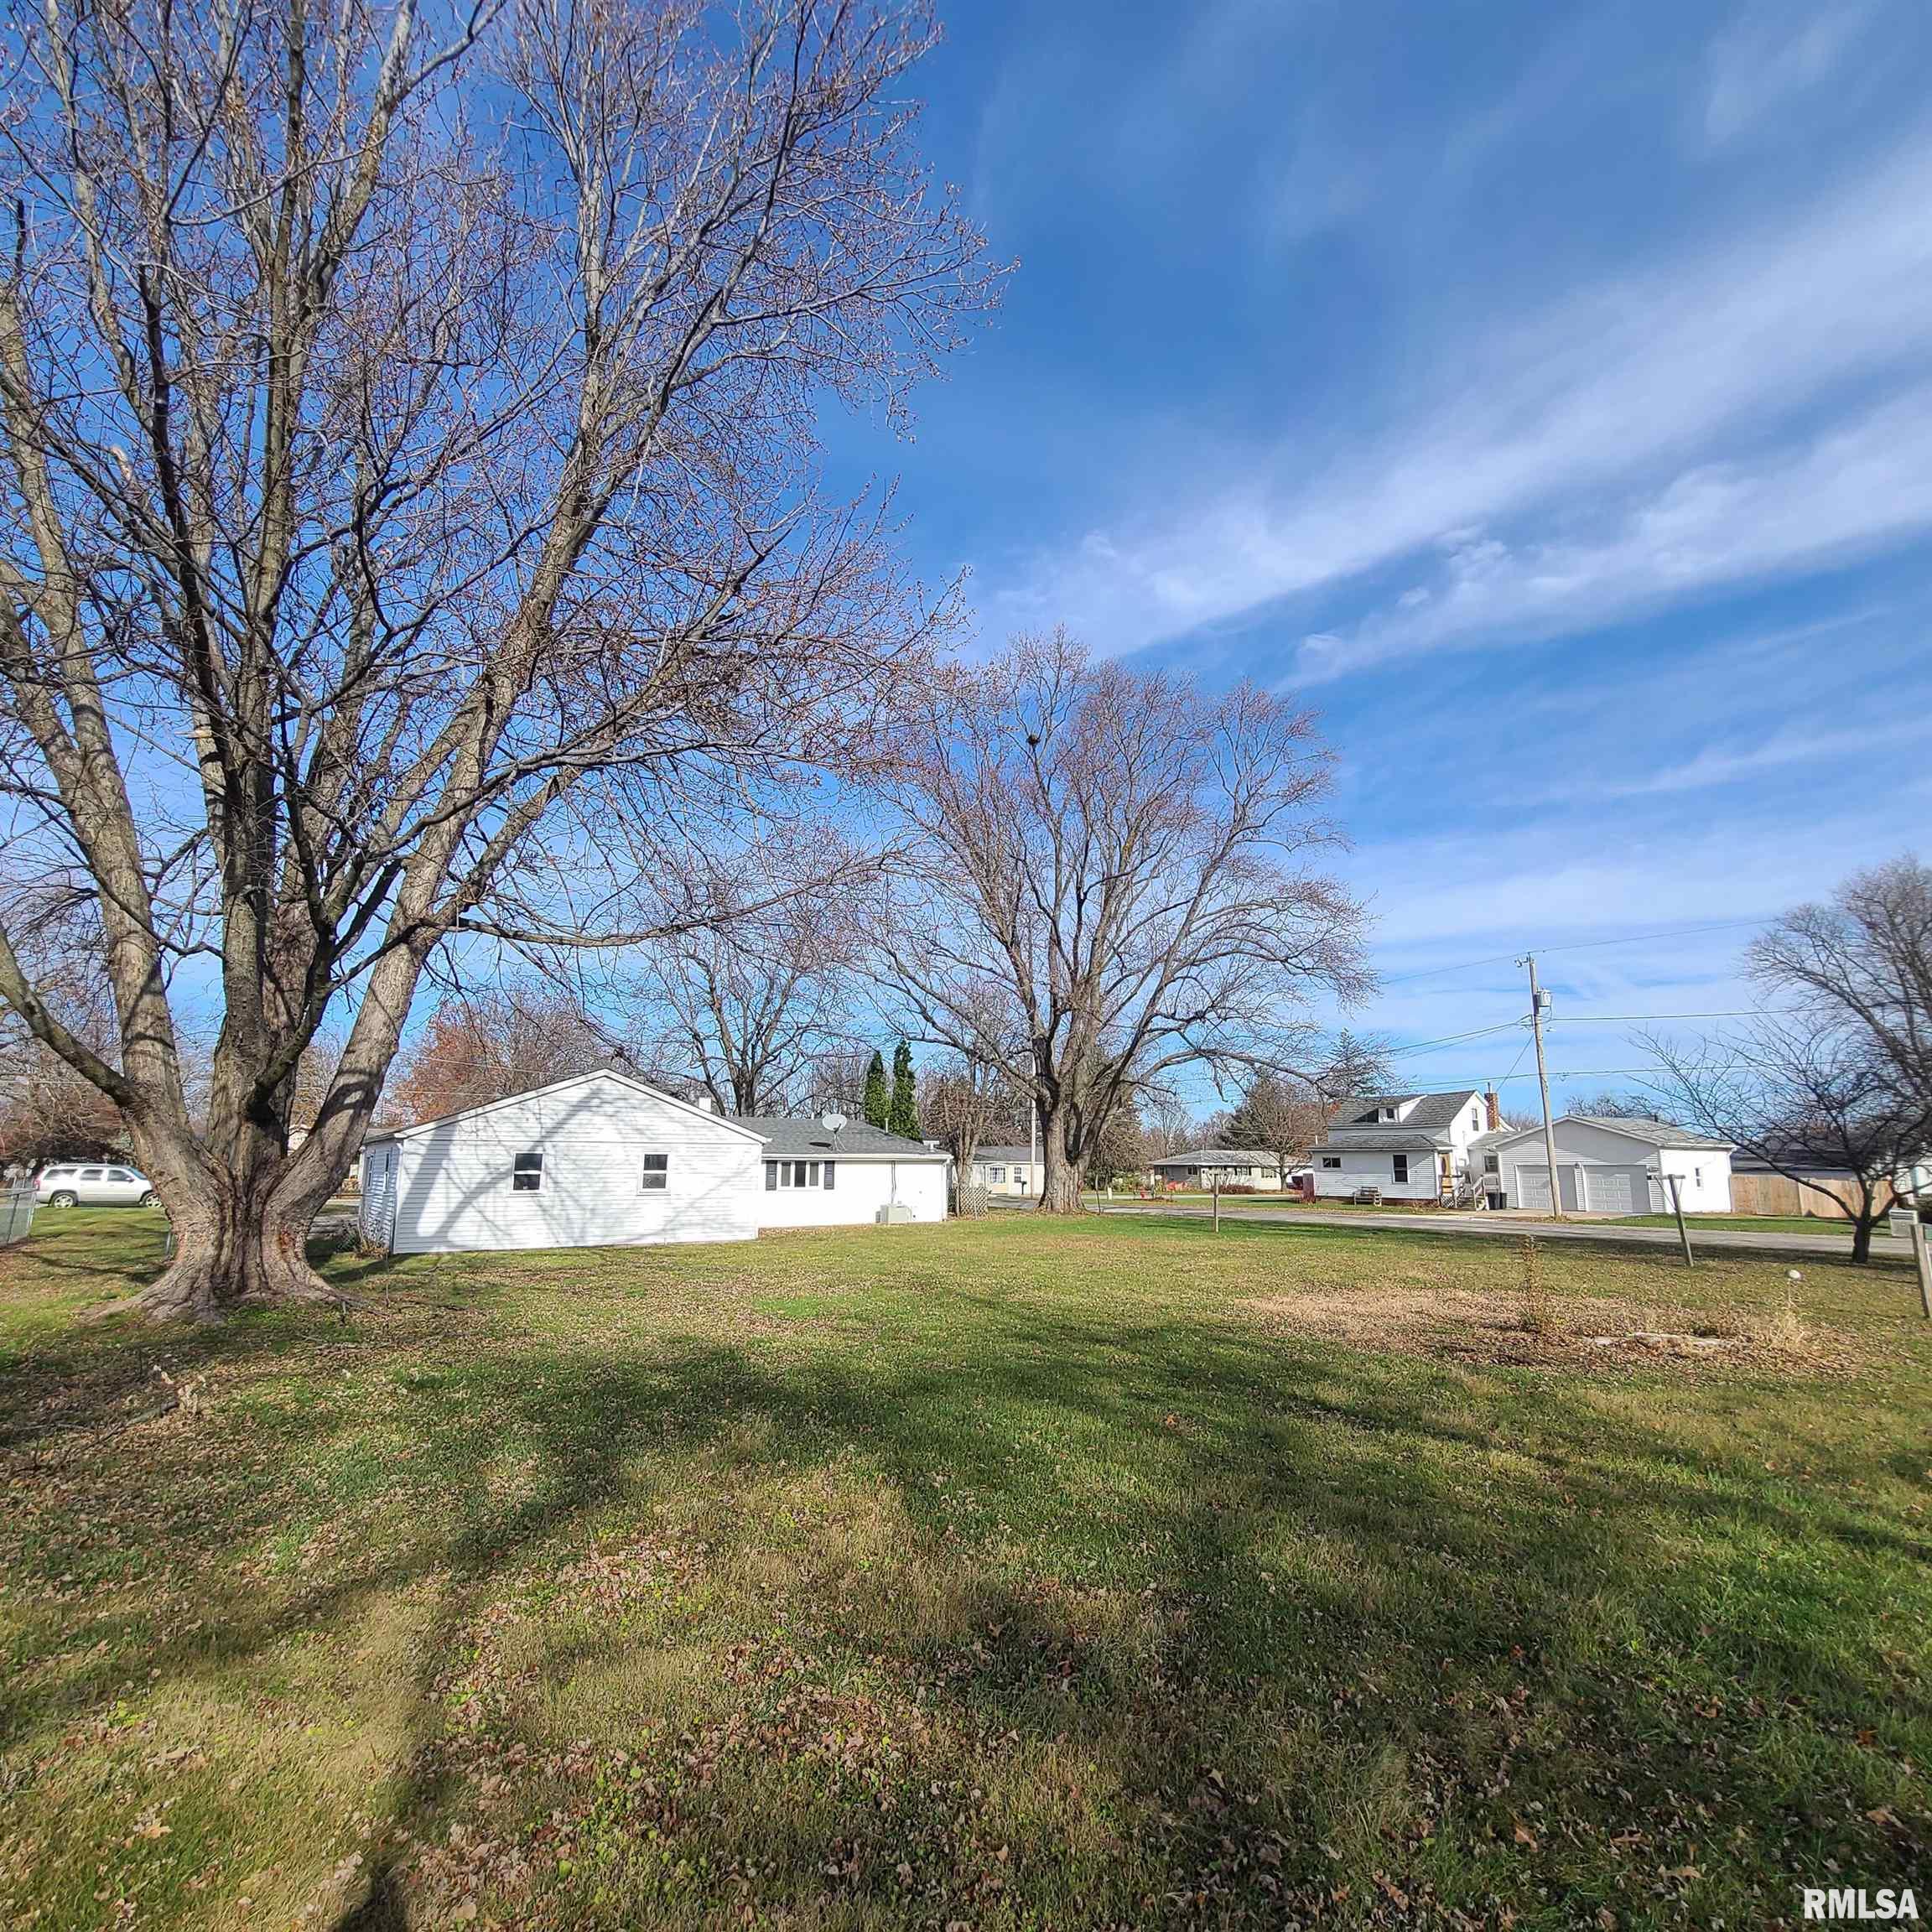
1520 953 1563 1222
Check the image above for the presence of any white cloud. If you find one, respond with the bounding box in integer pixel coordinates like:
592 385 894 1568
990 129 1932 659
1704 2 1873 146
1293 384 1932 679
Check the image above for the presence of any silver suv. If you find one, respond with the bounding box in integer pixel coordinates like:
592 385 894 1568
34 1163 160 1208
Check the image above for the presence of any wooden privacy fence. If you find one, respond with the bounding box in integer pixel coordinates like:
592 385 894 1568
0 1186 36 1246
1729 1171 1894 1219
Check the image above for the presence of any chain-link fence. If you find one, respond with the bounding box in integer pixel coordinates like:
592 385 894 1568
0 1187 37 1246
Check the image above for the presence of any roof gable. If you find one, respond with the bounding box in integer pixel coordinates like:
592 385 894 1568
367 1068 769 1146
1332 1090 1481 1132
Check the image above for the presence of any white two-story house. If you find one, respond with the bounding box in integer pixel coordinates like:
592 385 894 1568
1309 1089 1504 1204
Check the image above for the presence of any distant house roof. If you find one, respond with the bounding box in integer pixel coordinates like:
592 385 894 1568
1149 1147 1284 1169
1310 1132 1446 1154
1493 1114 1733 1153
740 1116 948 1162
971 1145 1039 1165
1331 1090 1483 1133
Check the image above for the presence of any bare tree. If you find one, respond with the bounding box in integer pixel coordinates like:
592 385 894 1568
386 983 608 1124
1225 1069 1327 1177
919 1049 1015 1176
626 850 870 1114
1642 1020 1929 1264
1140 1087 1196 1162
1571 1089 1665 1120
1748 854 1932 1116
875 630 1368 1211
0 0 999 1316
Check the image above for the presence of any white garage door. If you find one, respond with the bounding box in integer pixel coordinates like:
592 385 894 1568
1582 1166 1648 1215
1515 1166 1581 1213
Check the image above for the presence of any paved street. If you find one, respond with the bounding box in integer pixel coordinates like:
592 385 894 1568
1086 1199 1912 1260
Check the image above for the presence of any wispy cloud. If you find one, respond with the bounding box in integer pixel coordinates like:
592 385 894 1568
1294 385 1932 679
1703 1 1873 146
989 127 1932 662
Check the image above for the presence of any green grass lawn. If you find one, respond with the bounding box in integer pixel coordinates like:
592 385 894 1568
1611 1215 1861 1236
3 1211 1928 1929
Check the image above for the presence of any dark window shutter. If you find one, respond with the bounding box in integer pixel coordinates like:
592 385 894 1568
765 1161 776 1191
823 1161 836 1191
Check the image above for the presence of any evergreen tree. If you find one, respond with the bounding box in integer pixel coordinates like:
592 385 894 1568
888 1041 919 1138
863 1049 891 1129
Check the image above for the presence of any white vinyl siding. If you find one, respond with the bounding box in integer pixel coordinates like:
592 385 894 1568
387 1077 763 1254
754 1156 948 1228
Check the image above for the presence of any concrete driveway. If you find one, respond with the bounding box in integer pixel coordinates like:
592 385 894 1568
1087 1198 1912 1261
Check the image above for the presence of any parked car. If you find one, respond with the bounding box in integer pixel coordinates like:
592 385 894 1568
34 1162 159 1208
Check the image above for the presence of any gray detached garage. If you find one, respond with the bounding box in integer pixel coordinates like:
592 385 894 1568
1493 1115 1734 1215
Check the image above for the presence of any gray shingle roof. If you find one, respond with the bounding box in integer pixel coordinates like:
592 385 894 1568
1333 1090 1482 1132
971 1145 1040 1164
1149 1148 1284 1167
740 1116 948 1161
1491 1114 1733 1152
1564 1114 1734 1150
1309 1132 1446 1154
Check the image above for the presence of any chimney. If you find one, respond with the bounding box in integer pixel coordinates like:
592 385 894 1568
694 1094 714 1113
1484 1088 1500 1130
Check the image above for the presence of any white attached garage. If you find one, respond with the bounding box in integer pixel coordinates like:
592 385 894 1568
1494 1116 1734 1216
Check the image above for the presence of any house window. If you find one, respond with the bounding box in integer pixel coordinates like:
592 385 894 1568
640 1153 669 1191
1321 1156 1341 1170
1014 1166 1028 1186
1483 1153 1499 1175
1392 1154 1410 1183
1379 1106 1396 1121
512 1150 543 1192
990 1166 1005 1182
765 1160 828 1190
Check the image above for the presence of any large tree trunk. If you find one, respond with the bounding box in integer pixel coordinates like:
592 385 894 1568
1037 1109 1083 1214
134 1132 345 1321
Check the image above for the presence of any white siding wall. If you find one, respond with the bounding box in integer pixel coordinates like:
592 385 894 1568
388 1078 763 1254
754 1157 949 1228
1311 1151 1440 1200
1655 1146 1733 1213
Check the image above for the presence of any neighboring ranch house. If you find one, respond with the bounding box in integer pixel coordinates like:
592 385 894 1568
358 1069 948 1255
1489 1115 1734 1214
1146 1148 1286 1191
968 1145 1042 1199
1310 1089 1500 1203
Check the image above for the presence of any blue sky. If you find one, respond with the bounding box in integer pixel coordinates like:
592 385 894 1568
825 0 1932 1112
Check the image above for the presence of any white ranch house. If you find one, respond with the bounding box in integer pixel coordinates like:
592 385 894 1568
1310 1089 1504 1204
358 1069 948 1254
1488 1114 1734 1214
966 1145 1043 1200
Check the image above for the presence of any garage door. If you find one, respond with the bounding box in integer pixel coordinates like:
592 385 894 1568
1581 1166 1648 1215
1515 1166 1581 1213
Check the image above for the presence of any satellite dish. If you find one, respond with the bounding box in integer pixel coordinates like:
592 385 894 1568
820 1112 847 1135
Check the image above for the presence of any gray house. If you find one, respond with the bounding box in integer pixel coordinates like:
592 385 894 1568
1147 1148 1285 1191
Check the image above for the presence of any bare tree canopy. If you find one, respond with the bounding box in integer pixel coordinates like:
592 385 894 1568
625 846 871 1114
385 983 608 1124
1642 1017 1927 1264
0 0 1000 1316
918 1048 1019 1176
1747 854 1932 1116
874 628 1368 1211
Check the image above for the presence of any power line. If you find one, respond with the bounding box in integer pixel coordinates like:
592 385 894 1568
1377 917 1772 989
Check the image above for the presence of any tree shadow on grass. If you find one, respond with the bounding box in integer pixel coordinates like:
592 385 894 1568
4 1237 1928 1927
